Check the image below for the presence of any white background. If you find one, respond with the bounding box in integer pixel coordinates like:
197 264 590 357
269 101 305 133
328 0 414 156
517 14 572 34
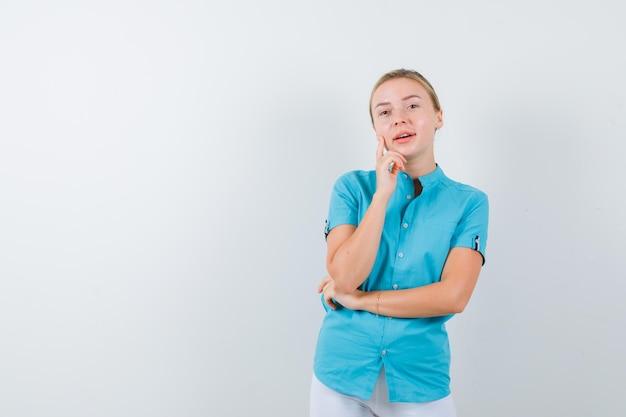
1 1 625 416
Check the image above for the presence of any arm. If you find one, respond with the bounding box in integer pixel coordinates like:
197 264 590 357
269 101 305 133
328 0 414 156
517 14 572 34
320 247 483 318
325 137 406 293
325 193 388 293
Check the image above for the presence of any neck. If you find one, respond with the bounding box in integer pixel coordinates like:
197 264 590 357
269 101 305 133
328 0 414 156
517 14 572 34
403 158 437 179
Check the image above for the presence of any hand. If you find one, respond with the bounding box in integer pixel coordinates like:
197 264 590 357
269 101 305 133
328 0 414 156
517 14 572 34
317 275 363 311
375 135 406 197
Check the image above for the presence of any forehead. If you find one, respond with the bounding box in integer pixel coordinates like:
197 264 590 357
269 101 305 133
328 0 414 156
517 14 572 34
372 77 429 105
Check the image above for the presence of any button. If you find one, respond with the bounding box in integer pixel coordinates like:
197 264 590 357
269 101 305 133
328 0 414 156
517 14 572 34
398 252 404 258
406 195 412 200
388 316 393 320
403 173 408 179
402 223 408 229
382 349 387 356
393 284 398 290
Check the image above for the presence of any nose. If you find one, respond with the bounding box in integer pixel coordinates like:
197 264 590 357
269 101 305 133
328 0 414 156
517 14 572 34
393 109 407 125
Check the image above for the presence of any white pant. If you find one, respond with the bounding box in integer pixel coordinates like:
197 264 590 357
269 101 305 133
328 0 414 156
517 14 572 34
309 369 457 417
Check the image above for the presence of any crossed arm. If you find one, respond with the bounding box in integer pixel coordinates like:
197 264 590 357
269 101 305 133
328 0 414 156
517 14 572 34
319 191 483 319
319 240 483 318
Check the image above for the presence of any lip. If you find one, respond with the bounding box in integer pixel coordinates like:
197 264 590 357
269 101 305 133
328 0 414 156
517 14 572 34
393 130 415 142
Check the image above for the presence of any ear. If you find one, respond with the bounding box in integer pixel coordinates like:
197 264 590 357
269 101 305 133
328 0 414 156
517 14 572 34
435 109 444 130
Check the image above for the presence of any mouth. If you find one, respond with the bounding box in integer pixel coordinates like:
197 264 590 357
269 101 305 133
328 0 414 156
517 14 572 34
393 131 415 142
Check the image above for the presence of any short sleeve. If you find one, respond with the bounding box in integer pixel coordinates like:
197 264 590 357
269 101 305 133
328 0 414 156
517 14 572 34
324 173 360 238
450 191 489 264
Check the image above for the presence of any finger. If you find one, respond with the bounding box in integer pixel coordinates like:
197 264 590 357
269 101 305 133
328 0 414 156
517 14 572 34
317 276 331 293
390 157 403 173
376 135 385 162
387 151 407 171
324 296 337 310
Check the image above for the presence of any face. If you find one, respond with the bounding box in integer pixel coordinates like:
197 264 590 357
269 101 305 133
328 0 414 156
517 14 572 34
371 77 443 161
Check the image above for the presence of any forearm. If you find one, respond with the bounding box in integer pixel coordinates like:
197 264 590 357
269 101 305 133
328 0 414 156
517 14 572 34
326 192 390 292
353 248 483 318
357 283 467 318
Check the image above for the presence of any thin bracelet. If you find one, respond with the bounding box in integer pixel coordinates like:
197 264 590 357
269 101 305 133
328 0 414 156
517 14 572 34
376 291 381 317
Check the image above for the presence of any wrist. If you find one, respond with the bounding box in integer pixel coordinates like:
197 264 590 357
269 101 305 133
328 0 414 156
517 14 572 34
360 291 381 316
372 191 392 204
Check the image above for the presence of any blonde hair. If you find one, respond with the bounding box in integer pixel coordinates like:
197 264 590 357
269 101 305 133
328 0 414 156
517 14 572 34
369 68 441 125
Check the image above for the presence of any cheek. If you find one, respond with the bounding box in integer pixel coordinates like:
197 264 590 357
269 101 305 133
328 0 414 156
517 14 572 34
373 121 390 134
415 118 433 131
374 127 391 144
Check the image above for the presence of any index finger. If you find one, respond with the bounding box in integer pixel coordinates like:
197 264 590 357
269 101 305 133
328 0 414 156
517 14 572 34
376 135 386 162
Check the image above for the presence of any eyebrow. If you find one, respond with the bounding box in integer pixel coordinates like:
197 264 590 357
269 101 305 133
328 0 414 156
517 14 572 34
374 94 423 109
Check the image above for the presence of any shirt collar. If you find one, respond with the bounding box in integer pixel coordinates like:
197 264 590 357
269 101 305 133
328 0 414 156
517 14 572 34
416 164 445 187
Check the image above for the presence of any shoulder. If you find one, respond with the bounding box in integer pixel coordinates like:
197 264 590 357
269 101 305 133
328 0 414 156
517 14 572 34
433 173 489 219
449 179 488 200
333 170 376 190
439 174 488 204
336 169 374 182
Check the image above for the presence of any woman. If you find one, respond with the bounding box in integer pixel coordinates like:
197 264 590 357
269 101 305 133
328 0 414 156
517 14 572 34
310 69 489 417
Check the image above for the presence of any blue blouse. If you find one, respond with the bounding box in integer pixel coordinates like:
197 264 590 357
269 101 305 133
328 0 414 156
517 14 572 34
313 165 489 402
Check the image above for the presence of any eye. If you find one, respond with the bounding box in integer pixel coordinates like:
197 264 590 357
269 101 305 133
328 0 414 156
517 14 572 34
407 103 419 109
378 110 390 117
